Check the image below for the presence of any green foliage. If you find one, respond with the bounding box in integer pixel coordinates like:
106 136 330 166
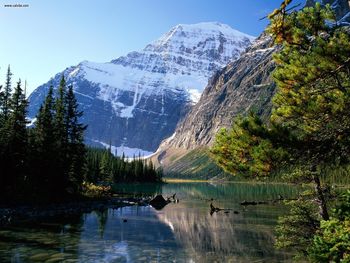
28 78 87 196
2 65 13 120
0 71 87 201
275 195 320 256
308 190 350 262
333 190 350 222
65 85 87 192
269 3 350 166
309 218 350 263
0 79 28 192
86 147 162 184
211 113 288 178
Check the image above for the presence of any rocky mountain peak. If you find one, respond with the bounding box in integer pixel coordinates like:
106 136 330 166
28 22 254 156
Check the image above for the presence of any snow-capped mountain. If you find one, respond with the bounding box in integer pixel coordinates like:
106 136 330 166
28 22 254 157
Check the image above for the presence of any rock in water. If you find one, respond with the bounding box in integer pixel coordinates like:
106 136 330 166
150 195 169 210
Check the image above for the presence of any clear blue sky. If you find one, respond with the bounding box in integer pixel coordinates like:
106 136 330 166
0 0 304 95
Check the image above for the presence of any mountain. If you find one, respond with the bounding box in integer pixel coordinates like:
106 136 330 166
155 0 350 174
160 32 276 151
28 22 254 157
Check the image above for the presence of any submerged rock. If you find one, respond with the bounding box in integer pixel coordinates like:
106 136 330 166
150 195 169 210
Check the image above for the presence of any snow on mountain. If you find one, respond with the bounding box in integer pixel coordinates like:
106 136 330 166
28 22 254 155
93 140 153 158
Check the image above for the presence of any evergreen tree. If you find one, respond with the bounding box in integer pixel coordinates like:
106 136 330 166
65 85 87 192
0 79 28 193
2 65 13 121
6 80 28 188
54 76 69 187
0 66 13 190
100 151 112 182
0 83 3 123
0 82 5 191
31 86 57 193
268 2 350 220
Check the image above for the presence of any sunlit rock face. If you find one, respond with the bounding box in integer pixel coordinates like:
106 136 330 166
28 22 254 156
160 32 276 151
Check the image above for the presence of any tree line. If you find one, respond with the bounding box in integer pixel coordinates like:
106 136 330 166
211 2 350 262
0 70 87 201
0 69 161 202
85 147 162 184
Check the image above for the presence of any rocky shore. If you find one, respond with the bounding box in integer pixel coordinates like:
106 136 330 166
0 196 151 226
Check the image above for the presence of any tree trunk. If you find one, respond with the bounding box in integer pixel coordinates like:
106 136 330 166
311 169 329 221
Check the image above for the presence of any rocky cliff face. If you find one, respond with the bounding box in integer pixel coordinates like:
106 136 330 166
157 0 350 165
161 33 276 150
28 22 254 157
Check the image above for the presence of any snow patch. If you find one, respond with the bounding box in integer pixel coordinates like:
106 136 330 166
26 117 37 127
188 89 202 103
93 140 154 158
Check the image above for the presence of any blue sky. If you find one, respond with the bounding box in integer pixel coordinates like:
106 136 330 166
0 0 304 95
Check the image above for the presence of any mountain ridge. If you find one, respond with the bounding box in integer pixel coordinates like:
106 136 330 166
28 22 254 157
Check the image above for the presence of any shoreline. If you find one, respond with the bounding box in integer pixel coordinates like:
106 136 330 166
0 196 151 227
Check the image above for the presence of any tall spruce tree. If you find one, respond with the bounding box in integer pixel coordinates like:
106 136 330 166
2 65 13 121
0 81 5 191
54 76 69 190
65 85 87 192
0 66 13 191
6 80 28 189
32 86 57 193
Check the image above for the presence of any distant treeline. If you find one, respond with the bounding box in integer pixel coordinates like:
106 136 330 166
0 67 161 203
86 147 162 184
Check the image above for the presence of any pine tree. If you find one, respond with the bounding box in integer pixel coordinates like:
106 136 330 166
0 81 5 191
32 86 57 193
0 83 3 123
6 79 28 188
2 65 13 121
65 85 87 192
54 76 69 187
211 113 288 178
0 67 13 191
0 79 28 193
268 2 350 220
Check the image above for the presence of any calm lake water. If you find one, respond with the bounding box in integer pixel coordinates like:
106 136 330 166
0 182 300 262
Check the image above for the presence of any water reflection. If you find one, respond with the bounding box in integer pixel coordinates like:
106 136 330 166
155 182 298 262
0 182 299 262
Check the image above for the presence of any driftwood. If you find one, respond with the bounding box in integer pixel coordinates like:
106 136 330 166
240 200 268 206
240 195 297 206
210 203 239 215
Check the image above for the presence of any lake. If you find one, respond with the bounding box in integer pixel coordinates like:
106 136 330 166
0 182 300 262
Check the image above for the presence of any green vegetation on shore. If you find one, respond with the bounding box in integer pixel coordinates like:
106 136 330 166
86 147 162 184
